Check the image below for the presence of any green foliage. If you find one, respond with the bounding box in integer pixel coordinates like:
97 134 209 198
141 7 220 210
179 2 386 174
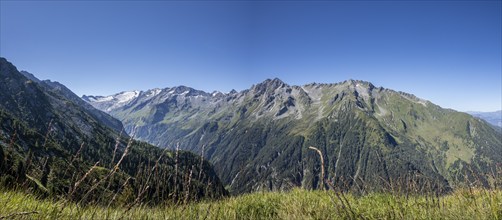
99 78 502 195
0 57 227 206
1 187 501 219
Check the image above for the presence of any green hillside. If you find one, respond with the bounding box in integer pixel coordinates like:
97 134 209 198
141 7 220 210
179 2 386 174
0 57 227 206
87 79 502 194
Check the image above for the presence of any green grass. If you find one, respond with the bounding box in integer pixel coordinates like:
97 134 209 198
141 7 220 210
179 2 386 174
1 188 501 219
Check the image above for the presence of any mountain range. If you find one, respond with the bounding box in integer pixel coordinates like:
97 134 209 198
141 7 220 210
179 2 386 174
2 54 500 209
467 111 502 128
83 78 502 194
0 57 227 205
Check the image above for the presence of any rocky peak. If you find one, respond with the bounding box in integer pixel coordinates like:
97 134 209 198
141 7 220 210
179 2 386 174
266 78 287 88
20 71 41 83
171 86 209 97
343 79 375 90
252 78 289 96
172 86 191 94
1 58 24 80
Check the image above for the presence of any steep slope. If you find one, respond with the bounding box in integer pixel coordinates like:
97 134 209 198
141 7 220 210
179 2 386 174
85 78 502 194
20 70 124 132
468 110 502 128
0 57 227 204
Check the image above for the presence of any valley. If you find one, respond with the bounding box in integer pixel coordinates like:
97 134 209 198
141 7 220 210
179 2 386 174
1 57 500 219
85 78 502 195
2 1 500 218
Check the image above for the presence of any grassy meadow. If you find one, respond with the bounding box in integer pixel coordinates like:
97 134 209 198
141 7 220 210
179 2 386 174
1 187 501 219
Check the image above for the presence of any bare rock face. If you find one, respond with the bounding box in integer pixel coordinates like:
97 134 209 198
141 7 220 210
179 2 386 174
85 77 502 195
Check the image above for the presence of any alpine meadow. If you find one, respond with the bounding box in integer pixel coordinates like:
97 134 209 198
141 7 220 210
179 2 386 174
1 1 501 219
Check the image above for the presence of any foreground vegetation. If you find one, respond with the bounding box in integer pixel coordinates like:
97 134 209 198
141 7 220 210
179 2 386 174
1 187 501 219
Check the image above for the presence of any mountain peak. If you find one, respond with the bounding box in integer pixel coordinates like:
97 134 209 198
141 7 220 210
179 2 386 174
252 78 288 94
343 79 375 89
80 74 502 194
20 71 41 83
261 78 287 86
270 77 286 85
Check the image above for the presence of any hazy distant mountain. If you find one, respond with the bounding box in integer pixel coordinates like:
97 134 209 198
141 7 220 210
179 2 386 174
85 78 502 194
467 111 502 128
0 57 227 204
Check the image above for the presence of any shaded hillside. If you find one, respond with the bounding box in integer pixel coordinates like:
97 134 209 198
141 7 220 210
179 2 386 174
0 57 227 205
85 79 502 194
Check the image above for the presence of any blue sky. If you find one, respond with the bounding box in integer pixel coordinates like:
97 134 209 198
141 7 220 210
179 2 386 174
1 1 501 112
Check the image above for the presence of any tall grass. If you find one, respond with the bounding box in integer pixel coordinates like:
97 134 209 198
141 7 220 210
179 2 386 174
1 187 500 219
1 127 500 219
0 127 224 218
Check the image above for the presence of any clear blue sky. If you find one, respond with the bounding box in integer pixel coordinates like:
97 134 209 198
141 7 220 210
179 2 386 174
1 1 501 112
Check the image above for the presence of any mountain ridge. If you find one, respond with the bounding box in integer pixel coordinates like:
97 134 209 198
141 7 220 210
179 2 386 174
20 70 125 133
84 77 502 194
467 110 502 128
0 57 227 204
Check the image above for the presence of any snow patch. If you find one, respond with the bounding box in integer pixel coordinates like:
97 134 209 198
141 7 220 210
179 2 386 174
146 88 161 97
88 90 140 112
115 91 140 103
93 96 114 102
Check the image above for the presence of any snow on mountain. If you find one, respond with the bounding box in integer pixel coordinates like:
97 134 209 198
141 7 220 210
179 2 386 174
89 96 113 102
82 90 139 112
81 78 502 194
82 87 222 113
115 91 140 103
145 88 161 97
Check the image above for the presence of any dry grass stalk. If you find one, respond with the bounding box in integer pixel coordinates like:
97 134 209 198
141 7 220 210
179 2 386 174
184 166 194 204
0 211 39 219
326 179 359 219
42 119 53 148
199 144 205 178
68 161 100 199
152 148 169 201
110 130 123 168
113 136 133 172
8 130 17 151
107 177 131 209
106 133 125 190
120 185 150 218
137 147 169 204
173 143 180 203
70 142 85 165
308 146 325 190
78 136 134 204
